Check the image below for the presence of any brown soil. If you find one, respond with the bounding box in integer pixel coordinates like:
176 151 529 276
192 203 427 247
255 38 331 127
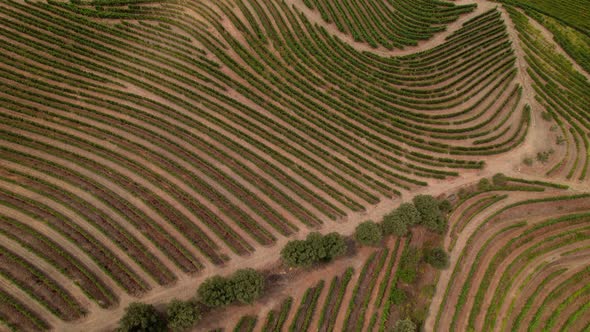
344 249 385 332
0 185 148 297
0 292 50 331
490 196 590 224
0 247 84 321
0 165 179 286
0 214 116 308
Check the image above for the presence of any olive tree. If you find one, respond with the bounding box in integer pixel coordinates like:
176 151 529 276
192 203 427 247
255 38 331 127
354 221 383 246
197 276 235 307
118 302 166 332
413 195 447 234
166 300 201 331
393 318 417 332
382 203 421 236
231 268 264 304
424 247 449 269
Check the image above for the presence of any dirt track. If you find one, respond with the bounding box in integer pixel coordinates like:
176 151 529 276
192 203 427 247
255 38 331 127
4 0 590 330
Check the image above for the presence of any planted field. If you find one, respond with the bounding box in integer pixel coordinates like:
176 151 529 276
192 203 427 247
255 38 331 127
299 0 476 49
431 186 590 331
0 0 588 330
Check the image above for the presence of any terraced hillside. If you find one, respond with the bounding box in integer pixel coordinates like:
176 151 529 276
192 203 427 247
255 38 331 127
429 181 590 331
0 0 589 331
298 0 476 49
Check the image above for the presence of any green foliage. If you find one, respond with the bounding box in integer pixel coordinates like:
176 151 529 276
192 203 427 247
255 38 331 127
231 268 265 304
322 232 347 260
438 200 452 213
281 232 346 267
393 318 417 332
458 188 470 199
354 221 383 246
118 302 166 332
398 246 421 284
197 269 264 307
382 202 421 237
197 276 235 307
166 300 201 332
390 288 407 305
492 173 508 187
523 157 533 166
382 212 408 237
477 178 492 191
536 149 554 163
421 284 436 298
424 247 450 269
281 239 316 267
413 195 447 234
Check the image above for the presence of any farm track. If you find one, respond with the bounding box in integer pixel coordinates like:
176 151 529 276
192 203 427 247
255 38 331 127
0 0 589 330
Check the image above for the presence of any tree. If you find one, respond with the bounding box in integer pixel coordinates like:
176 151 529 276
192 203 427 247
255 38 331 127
321 232 347 259
383 203 421 236
281 233 346 267
478 178 491 191
424 247 449 269
438 199 452 213
355 221 383 246
393 318 417 332
396 203 421 226
390 288 407 305
231 269 264 304
382 212 408 236
281 239 316 267
413 195 447 234
118 302 166 332
197 276 235 307
492 173 508 187
166 300 201 332
307 232 327 260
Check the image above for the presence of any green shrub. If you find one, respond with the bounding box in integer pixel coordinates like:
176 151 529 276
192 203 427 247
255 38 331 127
458 188 470 199
118 302 166 332
492 173 508 186
390 288 407 305
541 111 552 121
421 284 436 298
231 268 264 304
382 212 408 236
398 269 417 284
477 178 492 191
438 199 452 213
322 232 347 259
382 203 420 236
281 232 346 267
523 157 534 166
398 247 421 284
166 300 201 332
556 135 566 145
536 149 554 163
197 276 235 307
354 221 383 246
424 247 450 269
413 195 447 234
197 269 264 307
281 239 315 267
393 318 417 332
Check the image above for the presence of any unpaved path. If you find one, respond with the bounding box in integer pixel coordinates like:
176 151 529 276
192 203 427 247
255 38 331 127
9 0 590 330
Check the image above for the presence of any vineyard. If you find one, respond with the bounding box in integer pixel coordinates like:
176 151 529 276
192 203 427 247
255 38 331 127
0 0 588 330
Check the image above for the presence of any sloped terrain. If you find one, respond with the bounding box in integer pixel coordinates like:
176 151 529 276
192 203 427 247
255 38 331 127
0 0 588 331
